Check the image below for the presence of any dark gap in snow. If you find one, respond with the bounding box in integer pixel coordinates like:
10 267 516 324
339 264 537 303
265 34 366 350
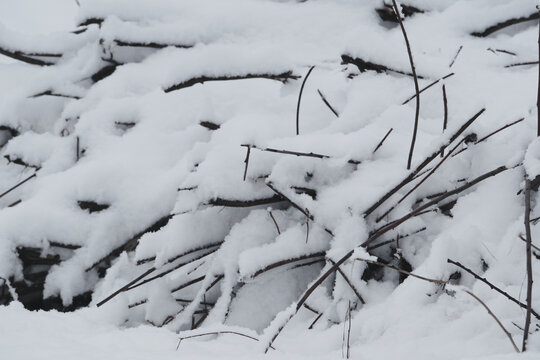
375 3 424 23
4 155 41 170
77 200 110 213
91 64 117 83
199 121 220 130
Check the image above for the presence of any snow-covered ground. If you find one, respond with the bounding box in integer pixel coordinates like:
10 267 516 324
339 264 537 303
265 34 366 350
2 0 540 359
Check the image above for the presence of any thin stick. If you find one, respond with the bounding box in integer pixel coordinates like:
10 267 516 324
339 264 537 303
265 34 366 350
449 46 463 68
397 137 466 205
244 144 361 165
522 178 533 351
505 61 539 68
538 9 540 138
447 259 540 320
96 267 156 307
363 108 485 217
346 302 352 359
402 73 454 105
0 173 36 199
243 145 251 181
268 210 281 235
330 259 366 304
442 85 448 131
463 289 519 353
76 136 80 161
296 66 315 135
392 0 421 170
475 118 524 144
372 128 394 154
518 234 540 252
176 331 274 350
317 89 339 117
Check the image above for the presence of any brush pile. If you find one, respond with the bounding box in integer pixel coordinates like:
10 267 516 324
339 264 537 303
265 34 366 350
0 0 539 356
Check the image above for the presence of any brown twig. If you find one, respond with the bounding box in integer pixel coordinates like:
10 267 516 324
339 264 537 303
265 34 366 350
449 46 463 68
0 173 37 199
442 85 448 131
296 66 315 135
329 259 365 304
522 178 533 351
164 71 299 93
402 73 454 105
463 289 519 353
391 0 421 170
268 210 281 235
475 118 524 144
447 259 540 320
363 108 485 217
372 128 393 154
243 145 251 181
505 61 539 68
317 89 339 117
244 144 361 165
471 12 540 37
0 47 57 66
397 137 466 205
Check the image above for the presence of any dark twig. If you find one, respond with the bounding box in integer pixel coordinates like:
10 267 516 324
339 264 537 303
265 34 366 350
475 118 524 144
76 136 80 161
363 108 485 217
447 259 540 320
317 89 339 117
96 267 156 307
244 144 361 165
0 173 36 199
329 259 365 304
114 40 193 49
472 12 540 37
397 137 466 205
208 195 283 208
402 73 454 105
165 71 299 93
522 178 533 351
442 85 448 131
0 47 57 66
392 0 421 170
243 145 251 181
372 128 393 154
268 210 281 235
449 46 463 68
538 12 540 138
177 330 273 350
296 66 315 135
341 55 425 79
29 90 81 100
463 289 520 353
266 182 313 220
505 61 539 68
247 252 325 279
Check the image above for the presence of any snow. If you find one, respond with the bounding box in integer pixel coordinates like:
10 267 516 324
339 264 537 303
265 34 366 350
1 0 540 358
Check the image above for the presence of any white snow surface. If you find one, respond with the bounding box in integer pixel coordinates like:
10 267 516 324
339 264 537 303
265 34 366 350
1 0 540 358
